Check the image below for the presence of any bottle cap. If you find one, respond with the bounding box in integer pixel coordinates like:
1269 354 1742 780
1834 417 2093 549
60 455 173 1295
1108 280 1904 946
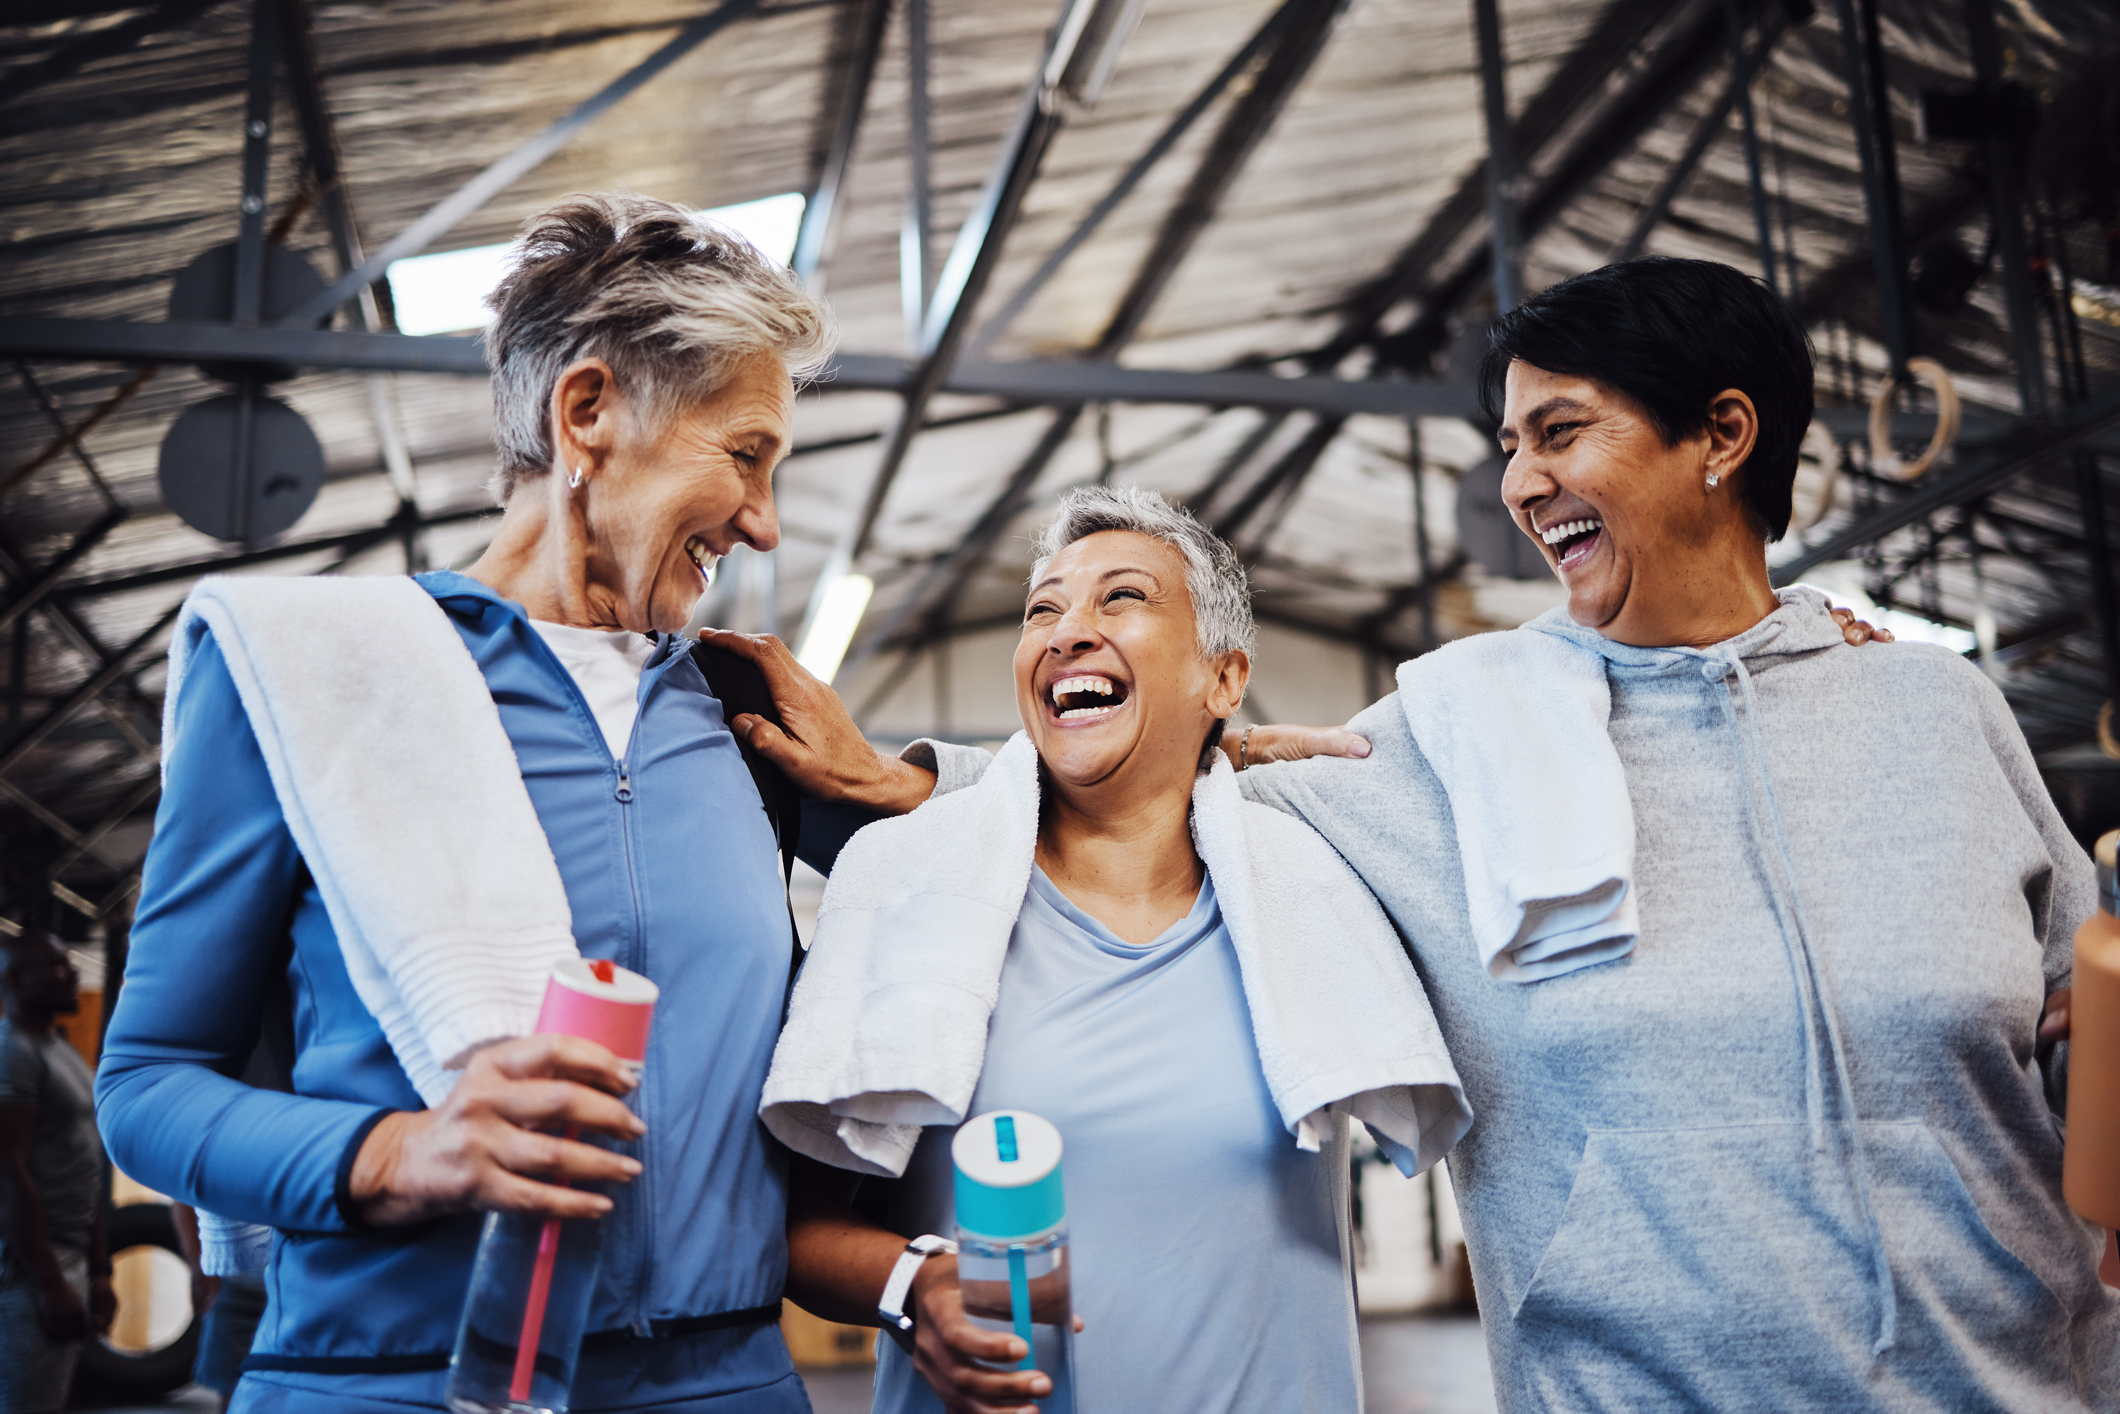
535 958 658 1062
952 1110 1065 1242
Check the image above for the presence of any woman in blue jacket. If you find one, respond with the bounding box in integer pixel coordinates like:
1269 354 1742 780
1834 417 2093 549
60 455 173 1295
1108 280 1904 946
96 193 841 1412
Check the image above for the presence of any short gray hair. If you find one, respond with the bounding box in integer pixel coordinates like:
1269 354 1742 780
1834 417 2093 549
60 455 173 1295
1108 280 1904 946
482 192 836 501
1029 486 1255 659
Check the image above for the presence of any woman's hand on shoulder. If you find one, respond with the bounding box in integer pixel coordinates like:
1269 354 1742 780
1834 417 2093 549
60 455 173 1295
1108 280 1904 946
1829 605 1895 646
346 1035 645 1227
908 1255 1074 1414
1221 722 1372 771
695 629 937 815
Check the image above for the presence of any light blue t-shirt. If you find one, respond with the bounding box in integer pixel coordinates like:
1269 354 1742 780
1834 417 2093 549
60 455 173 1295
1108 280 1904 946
873 867 1360 1414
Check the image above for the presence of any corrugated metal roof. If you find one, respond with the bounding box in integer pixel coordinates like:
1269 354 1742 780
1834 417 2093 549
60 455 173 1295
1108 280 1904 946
3 0 2118 917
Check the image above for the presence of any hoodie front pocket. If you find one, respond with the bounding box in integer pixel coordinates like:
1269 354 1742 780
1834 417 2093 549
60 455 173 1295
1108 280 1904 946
1508 1121 2068 1411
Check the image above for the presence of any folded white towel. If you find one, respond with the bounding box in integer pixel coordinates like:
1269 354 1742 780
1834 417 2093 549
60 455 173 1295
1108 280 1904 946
1396 628 1637 982
167 576 579 1270
761 734 1469 1179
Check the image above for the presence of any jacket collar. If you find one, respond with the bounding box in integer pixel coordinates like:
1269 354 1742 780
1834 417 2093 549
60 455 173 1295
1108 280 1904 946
415 569 680 669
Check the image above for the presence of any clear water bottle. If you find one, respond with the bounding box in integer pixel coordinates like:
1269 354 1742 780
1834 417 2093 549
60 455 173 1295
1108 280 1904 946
446 959 657 1414
448 1207 609 1413
952 1110 1075 1413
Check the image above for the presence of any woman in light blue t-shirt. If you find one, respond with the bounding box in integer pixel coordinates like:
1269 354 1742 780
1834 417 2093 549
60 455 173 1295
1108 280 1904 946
756 487 1466 1414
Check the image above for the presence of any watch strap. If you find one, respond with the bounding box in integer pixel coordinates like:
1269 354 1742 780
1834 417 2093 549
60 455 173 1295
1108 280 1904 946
878 1234 957 1352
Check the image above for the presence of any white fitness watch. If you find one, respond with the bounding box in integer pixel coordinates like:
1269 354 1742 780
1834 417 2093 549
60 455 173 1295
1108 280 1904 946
877 1234 957 1354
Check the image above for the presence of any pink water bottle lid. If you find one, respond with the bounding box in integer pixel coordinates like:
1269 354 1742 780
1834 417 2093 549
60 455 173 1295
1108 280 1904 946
535 958 657 1062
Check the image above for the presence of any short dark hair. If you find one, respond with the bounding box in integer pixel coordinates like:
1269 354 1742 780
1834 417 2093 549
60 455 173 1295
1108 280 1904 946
1477 257 1814 540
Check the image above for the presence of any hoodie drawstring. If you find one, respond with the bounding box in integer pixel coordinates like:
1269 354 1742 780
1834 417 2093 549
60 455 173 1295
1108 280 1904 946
1705 649 1900 1357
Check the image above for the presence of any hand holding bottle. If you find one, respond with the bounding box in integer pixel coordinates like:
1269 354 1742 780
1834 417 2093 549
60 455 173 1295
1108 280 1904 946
347 1033 645 1228
908 1253 1073 1414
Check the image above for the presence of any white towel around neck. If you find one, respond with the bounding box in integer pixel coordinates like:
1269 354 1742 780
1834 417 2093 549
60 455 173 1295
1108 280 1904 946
1396 627 1638 982
760 733 1470 1179
166 576 580 1103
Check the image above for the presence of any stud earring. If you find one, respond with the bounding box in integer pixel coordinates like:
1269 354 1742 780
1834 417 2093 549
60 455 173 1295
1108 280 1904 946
568 467 585 490
1706 471 1721 489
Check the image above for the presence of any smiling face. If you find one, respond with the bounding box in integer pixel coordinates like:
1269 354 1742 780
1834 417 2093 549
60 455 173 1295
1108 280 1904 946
1497 360 1777 648
562 348 792 633
1015 530 1247 800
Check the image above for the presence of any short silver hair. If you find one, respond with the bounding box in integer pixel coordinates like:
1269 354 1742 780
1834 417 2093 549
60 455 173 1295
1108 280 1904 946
1029 486 1255 659
482 192 836 501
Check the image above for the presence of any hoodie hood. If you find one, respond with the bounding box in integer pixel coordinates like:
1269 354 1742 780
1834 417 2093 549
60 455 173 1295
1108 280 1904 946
1522 586 1844 672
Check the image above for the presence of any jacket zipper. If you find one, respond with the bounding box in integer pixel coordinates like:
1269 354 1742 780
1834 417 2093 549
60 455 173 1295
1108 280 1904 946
516 617 663 1338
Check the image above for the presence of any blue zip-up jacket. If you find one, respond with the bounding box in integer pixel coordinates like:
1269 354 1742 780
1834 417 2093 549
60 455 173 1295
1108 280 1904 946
97 572 857 1413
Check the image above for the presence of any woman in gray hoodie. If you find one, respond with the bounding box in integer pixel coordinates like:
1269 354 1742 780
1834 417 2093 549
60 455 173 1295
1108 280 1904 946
711 257 2113 1410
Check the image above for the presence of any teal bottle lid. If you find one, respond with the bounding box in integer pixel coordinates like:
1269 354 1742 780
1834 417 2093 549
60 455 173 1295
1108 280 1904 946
951 1110 1065 1242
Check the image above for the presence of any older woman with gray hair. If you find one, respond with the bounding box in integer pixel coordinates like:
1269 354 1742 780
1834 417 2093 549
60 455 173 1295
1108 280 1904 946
759 487 1468 1414
97 193 835 1412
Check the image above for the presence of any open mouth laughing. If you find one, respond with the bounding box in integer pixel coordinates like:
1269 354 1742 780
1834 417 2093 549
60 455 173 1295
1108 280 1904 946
684 535 718 587
1539 517 1604 572
1047 672 1129 724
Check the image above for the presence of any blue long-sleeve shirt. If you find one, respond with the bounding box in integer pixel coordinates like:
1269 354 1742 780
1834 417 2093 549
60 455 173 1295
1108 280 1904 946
97 571 851 1411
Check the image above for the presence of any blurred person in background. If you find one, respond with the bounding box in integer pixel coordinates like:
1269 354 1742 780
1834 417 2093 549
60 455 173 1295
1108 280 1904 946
0 929 114 1414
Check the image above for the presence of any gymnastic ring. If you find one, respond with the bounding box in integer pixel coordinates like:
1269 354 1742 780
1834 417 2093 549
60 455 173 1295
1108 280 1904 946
1868 356 1961 482
1791 420 1841 532
2100 700 2120 762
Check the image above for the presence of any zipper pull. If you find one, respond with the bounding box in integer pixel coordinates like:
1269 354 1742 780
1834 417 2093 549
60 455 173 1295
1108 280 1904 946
615 765 633 804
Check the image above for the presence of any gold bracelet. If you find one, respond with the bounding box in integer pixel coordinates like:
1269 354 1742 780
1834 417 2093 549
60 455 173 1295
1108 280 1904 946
1239 724 1255 770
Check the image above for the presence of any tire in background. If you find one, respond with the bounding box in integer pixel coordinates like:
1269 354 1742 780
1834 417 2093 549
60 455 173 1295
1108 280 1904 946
75 1202 202 1402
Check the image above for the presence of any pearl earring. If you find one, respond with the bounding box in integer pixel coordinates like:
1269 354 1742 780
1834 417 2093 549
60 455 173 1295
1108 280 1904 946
568 467 584 490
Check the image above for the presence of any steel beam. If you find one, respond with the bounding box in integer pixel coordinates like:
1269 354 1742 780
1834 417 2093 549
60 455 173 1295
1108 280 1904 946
1828 0 1913 374
1316 0 1693 371
3 317 1488 417
1721 0 1778 291
824 23 1074 578
792 0 892 293
838 0 1352 664
0 318 491 373
54 501 496 602
972 0 1305 352
284 0 763 326
1614 27 1774 262
1471 0 1521 314
1212 414 1345 545
945 360 1471 417
279 0 426 564
1771 393 2120 584
1089 0 1348 356
0 606 180 784
0 0 216 110
1375 0 1795 370
0 507 127 639
1963 0 2046 419
900 0 934 339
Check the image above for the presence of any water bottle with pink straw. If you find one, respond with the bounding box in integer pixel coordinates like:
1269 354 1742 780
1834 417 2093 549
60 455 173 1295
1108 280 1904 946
446 958 657 1414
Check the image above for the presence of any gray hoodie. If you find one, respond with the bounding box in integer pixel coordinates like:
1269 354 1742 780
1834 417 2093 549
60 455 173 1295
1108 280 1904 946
1232 590 2118 1410
919 589 2115 1408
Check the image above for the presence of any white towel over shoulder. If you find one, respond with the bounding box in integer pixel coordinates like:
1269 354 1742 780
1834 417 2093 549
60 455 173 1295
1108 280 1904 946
760 734 1470 1179
166 576 579 1104
1397 628 1637 982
